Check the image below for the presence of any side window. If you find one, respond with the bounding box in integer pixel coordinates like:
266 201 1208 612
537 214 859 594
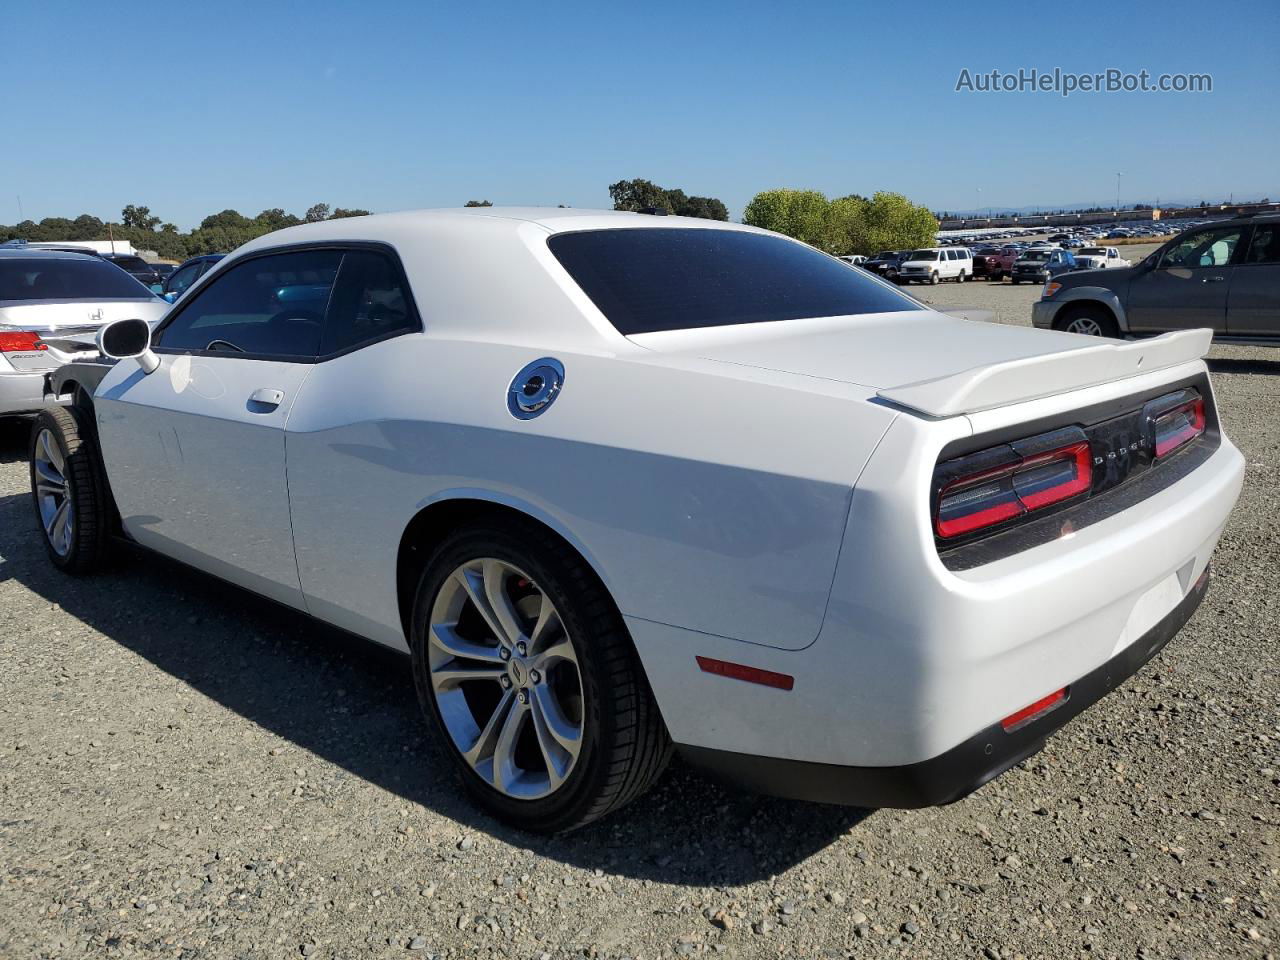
165 262 201 296
946 249 957 260
1244 226 1280 264
154 250 341 359
1162 228 1243 268
320 249 419 357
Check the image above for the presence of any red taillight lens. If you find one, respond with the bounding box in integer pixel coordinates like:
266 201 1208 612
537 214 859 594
1153 395 1205 459
1001 687 1068 732
936 439 1092 539
0 331 46 352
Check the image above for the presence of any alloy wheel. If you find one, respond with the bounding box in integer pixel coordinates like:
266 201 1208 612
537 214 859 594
1065 316 1105 336
428 558 584 800
33 428 73 557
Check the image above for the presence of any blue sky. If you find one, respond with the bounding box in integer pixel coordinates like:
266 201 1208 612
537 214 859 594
4 0 1276 227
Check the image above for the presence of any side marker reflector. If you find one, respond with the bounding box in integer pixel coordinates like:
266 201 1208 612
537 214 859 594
696 656 794 691
1001 687 1068 732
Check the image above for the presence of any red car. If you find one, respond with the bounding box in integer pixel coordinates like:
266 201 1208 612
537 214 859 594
970 247 1003 279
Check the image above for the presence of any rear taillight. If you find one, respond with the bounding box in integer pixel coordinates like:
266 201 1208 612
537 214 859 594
0 331 47 353
1001 687 1068 732
935 428 1092 539
1149 393 1205 459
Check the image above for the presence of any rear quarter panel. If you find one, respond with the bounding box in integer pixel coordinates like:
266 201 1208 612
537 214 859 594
283 335 896 652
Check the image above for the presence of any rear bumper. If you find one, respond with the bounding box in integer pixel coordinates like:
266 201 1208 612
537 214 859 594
0 371 52 415
679 566 1209 808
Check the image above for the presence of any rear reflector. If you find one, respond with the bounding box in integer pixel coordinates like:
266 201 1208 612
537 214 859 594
695 656 794 691
936 438 1092 539
1152 394 1206 459
1001 687 1068 732
0 331 47 353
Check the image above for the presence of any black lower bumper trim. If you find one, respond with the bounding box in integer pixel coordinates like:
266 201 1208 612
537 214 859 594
677 567 1209 809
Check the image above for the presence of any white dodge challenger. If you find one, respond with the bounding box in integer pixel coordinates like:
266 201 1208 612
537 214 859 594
30 208 1243 832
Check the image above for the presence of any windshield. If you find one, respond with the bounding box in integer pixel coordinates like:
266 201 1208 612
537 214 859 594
1078 248 1105 255
907 250 939 261
1020 251 1051 262
548 228 924 336
0 257 155 301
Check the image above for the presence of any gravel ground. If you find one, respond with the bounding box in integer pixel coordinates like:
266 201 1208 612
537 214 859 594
2 272 1277 960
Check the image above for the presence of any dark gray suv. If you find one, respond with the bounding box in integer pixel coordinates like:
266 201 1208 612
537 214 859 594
1032 215 1280 340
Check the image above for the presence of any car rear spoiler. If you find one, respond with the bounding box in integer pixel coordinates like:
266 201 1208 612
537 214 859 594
877 329 1212 418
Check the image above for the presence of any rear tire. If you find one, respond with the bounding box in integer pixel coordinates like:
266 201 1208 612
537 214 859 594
957 270 966 283
409 520 671 833
29 406 111 575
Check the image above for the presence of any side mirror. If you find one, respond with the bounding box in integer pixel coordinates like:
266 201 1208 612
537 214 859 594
97 318 160 374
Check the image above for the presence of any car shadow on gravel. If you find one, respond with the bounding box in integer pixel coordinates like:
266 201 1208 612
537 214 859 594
0 474 871 885
1207 357 1280 375
0 418 32 464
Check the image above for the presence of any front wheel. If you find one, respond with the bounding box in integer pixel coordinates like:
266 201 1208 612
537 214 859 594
410 522 671 832
930 271 940 285
1054 309 1121 338
29 406 112 574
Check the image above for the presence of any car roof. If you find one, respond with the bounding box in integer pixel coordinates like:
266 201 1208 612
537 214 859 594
0 247 102 261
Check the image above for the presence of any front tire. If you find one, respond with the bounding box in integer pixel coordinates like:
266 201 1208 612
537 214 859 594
29 406 112 574
410 521 671 832
930 271 940 285
1053 307 1121 338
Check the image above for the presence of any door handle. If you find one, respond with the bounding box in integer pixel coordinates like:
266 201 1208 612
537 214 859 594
1201 276 1226 283
248 387 285 409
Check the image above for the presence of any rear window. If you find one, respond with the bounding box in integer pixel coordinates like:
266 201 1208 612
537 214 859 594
548 228 921 336
0 257 154 302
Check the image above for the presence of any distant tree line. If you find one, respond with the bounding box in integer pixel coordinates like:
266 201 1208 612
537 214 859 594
0 203 372 261
4 183 940 261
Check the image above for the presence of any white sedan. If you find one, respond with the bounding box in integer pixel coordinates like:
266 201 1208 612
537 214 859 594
30 209 1243 832
0 247 168 414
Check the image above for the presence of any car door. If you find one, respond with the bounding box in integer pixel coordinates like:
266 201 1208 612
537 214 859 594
1227 223 1280 337
277 246 425 642
95 248 342 608
1125 224 1245 334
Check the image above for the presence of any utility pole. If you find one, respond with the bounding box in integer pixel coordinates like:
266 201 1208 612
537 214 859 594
1116 172 1123 215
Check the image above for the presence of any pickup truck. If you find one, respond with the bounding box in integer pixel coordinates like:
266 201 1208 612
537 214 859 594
1073 246 1129 270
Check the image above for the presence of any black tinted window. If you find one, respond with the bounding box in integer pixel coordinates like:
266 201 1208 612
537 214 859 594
0 257 153 301
320 249 418 356
549 229 921 336
155 250 341 359
1245 225 1280 264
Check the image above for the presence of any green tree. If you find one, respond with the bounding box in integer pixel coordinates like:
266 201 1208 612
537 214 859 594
304 203 331 223
862 191 937 254
609 179 730 220
674 195 729 221
329 208 371 219
72 214 105 237
121 205 160 231
609 178 674 213
742 189 829 248
254 208 301 231
463 200 493 207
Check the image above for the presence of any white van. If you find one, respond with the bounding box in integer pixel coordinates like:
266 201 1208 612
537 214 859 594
896 247 973 284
